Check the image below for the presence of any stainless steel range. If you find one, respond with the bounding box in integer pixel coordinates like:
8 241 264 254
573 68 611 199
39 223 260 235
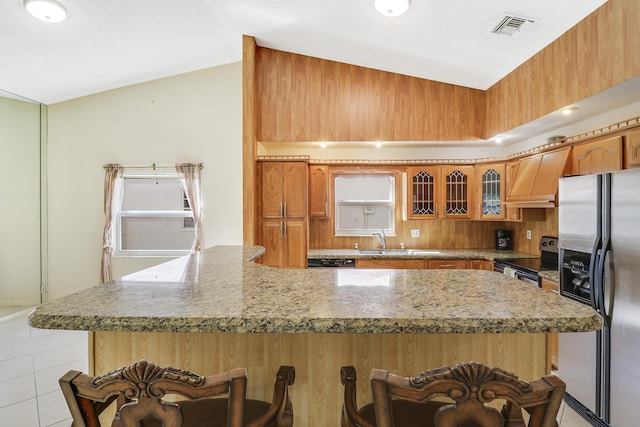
493 236 558 286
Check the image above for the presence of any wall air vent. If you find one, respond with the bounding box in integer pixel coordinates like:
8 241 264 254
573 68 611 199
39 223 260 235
491 14 536 39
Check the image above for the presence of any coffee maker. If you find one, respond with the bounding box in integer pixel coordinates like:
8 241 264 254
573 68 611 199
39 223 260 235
495 229 512 250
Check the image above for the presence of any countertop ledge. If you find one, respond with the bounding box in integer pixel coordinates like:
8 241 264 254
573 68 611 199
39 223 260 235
308 248 538 261
28 246 601 335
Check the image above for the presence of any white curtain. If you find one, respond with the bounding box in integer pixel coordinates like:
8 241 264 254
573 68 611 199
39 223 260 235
100 164 124 284
176 163 203 251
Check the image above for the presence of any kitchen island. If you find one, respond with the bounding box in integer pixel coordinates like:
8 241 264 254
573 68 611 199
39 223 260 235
29 246 600 427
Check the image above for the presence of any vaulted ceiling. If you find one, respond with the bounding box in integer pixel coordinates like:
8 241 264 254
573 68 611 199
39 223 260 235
1 0 606 105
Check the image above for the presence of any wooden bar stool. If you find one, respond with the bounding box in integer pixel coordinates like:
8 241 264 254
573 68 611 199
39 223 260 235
60 359 295 427
341 362 565 427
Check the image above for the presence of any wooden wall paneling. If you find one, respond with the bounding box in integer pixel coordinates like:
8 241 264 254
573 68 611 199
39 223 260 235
486 0 640 138
319 57 337 141
243 36 258 245
256 47 485 142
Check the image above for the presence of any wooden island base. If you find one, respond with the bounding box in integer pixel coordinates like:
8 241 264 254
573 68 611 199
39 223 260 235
92 331 547 427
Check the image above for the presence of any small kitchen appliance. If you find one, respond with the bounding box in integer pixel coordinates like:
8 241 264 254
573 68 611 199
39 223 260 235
495 229 512 250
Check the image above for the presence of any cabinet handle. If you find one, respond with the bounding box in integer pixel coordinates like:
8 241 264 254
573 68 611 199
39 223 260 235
284 201 287 218
325 201 328 217
279 220 283 238
279 202 283 218
283 220 287 238
439 264 457 268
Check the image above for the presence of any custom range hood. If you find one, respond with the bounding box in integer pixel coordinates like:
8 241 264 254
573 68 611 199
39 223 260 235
506 146 572 208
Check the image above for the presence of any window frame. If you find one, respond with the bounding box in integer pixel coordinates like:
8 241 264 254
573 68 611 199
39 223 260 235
333 172 396 237
114 172 196 257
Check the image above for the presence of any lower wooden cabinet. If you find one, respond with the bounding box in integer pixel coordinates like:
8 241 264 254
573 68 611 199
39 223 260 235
541 278 559 372
470 259 494 271
356 259 426 269
261 219 307 269
355 258 493 270
428 259 470 269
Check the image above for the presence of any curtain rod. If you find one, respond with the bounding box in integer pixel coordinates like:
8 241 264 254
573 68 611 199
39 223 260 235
103 163 204 170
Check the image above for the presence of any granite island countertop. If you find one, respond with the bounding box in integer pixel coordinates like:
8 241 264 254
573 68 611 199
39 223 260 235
28 245 600 334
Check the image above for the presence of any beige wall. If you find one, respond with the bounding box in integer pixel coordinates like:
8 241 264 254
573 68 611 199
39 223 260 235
0 97 42 306
46 62 242 299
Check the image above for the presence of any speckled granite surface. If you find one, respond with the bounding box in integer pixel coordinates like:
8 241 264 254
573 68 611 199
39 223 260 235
538 270 560 283
308 248 539 261
28 246 600 334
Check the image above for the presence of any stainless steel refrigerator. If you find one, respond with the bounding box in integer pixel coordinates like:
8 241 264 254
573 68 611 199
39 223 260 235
558 168 640 427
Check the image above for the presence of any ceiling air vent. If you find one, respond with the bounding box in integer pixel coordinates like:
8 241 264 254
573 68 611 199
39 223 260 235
491 14 536 39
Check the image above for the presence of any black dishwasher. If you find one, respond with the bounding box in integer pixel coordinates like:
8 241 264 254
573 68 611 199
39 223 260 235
307 258 355 268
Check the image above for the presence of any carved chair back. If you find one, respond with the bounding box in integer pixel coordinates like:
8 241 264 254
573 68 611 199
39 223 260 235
370 362 565 427
59 359 247 427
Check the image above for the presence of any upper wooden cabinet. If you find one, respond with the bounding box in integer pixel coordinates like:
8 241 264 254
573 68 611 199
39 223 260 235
504 161 522 222
408 166 474 220
308 165 329 218
261 161 307 219
440 166 475 219
475 163 505 220
408 166 439 220
625 130 640 169
573 136 622 175
507 147 572 208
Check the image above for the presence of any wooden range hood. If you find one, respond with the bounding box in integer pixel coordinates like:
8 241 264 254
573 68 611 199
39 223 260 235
506 147 572 208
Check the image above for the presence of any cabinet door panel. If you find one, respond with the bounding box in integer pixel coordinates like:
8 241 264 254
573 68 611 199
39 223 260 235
408 166 439 219
476 163 505 220
573 136 622 175
428 259 470 269
261 162 284 218
283 162 307 218
283 219 307 269
261 219 283 267
309 165 329 218
626 130 640 168
440 166 474 219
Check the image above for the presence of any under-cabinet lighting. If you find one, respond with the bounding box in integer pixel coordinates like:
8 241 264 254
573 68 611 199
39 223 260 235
24 0 67 23
492 135 506 144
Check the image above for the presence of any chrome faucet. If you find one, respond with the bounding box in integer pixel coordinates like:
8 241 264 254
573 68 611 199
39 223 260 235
373 229 386 252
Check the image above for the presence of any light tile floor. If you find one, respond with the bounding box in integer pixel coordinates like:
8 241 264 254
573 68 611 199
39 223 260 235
0 307 592 427
0 307 88 427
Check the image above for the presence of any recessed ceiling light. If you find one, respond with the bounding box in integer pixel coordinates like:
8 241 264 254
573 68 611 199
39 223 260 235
374 0 411 17
320 143 327 148
493 135 506 144
375 142 383 148
560 106 577 116
24 0 67 23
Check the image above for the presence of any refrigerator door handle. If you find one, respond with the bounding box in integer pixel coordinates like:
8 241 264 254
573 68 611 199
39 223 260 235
589 237 601 310
597 239 612 328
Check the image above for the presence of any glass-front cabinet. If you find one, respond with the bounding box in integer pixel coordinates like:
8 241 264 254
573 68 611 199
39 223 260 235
408 166 475 219
408 166 438 219
475 163 506 220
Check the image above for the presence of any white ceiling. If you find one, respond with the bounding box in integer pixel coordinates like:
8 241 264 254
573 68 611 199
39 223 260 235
2 0 607 106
